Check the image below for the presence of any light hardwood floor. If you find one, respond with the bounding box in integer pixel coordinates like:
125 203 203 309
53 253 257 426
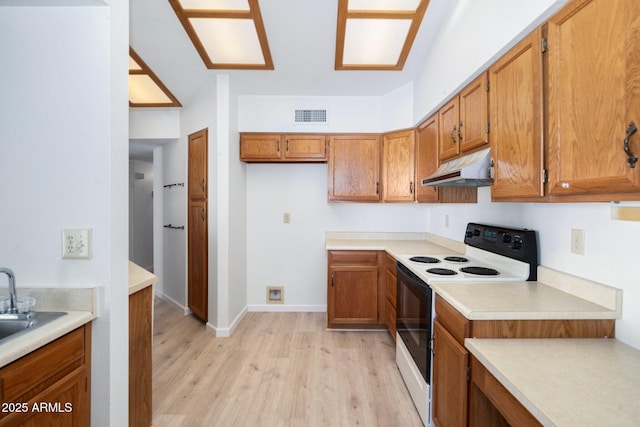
152 298 424 427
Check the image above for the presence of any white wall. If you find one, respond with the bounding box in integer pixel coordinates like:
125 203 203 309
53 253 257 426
129 160 154 270
241 94 429 310
0 3 129 426
414 0 640 350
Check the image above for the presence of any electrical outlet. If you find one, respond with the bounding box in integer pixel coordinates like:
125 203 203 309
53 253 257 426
62 229 92 259
283 212 291 224
571 228 585 255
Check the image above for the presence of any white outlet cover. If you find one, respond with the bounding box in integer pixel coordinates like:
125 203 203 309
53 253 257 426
62 229 92 259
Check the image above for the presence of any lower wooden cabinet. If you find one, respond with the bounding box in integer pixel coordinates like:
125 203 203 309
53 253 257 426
327 250 388 328
432 297 615 427
384 253 397 341
130 285 153 427
0 324 91 427
469 356 542 427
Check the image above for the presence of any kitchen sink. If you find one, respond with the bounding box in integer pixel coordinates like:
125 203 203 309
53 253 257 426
0 312 67 344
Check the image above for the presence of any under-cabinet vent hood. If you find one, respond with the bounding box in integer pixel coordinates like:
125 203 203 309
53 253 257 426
421 147 492 187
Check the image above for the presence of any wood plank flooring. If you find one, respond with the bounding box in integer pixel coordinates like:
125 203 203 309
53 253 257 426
152 298 423 426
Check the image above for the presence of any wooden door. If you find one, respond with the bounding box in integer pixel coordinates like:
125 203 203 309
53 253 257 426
460 72 489 153
416 115 440 203
188 128 208 322
328 265 379 325
547 0 640 198
240 133 282 161
382 129 416 202
489 28 545 200
282 134 327 161
432 320 469 427
439 97 460 161
328 135 381 202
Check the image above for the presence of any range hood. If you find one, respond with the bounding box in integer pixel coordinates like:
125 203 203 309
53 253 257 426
421 147 492 187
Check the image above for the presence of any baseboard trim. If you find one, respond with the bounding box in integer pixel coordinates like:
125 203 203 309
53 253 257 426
155 291 189 315
206 305 249 338
247 304 327 312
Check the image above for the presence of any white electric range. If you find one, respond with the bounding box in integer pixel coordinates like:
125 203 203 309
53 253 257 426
395 223 538 426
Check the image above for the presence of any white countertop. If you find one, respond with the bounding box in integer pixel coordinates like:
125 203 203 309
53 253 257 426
325 231 465 258
129 261 158 295
430 281 617 320
466 338 640 427
0 287 96 367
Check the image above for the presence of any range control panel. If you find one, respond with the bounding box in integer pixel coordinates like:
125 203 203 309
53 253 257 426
464 223 539 279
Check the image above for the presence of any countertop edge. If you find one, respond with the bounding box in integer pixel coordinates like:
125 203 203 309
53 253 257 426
129 261 158 295
0 310 95 368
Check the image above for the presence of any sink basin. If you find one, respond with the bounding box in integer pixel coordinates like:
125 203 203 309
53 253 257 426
0 312 67 343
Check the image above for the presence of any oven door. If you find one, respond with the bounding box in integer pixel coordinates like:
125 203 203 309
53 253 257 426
396 262 432 384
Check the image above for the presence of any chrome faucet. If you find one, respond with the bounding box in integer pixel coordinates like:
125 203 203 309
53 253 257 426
0 268 17 313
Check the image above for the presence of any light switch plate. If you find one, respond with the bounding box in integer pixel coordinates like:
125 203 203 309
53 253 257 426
62 229 92 259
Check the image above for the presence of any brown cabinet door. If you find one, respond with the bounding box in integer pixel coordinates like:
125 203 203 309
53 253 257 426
282 134 327 161
328 265 379 325
547 0 640 197
489 28 545 200
188 128 208 322
188 129 208 199
459 72 489 153
129 286 153 427
328 135 381 202
439 97 460 161
240 133 282 161
432 320 469 427
416 115 440 203
188 199 208 322
382 129 416 202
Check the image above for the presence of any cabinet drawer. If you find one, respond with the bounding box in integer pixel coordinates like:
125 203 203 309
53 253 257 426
328 250 379 266
0 327 86 402
435 297 470 345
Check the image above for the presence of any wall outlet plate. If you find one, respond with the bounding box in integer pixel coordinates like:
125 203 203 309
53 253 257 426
62 229 92 259
571 228 585 255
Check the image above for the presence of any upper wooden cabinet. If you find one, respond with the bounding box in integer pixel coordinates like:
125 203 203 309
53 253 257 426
240 133 327 162
546 0 640 200
416 115 478 204
328 134 381 202
382 129 416 202
416 115 440 203
489 28 545 201
439 73 489 162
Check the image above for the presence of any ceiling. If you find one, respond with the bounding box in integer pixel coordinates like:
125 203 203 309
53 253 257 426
129 0 461 161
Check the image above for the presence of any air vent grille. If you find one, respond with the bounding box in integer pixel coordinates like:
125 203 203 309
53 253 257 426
294 109 328 124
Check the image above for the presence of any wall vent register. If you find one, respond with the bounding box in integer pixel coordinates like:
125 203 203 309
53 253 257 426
294 109 328 124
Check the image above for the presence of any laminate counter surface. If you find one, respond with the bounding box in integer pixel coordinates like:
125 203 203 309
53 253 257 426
466 338 640 427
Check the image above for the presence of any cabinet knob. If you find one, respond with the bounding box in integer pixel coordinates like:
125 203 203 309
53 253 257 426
450 125 457 144
458 121 463 141
276 139 280 152
409 181 414 194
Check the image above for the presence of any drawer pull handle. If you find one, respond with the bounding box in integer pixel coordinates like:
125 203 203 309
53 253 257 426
624 122 638 168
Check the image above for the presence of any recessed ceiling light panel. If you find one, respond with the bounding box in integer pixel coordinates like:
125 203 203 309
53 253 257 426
335 0 430 70
190 18 265 64
169 0 274 70
348 0 421 12
343 19 412 65
177 0 249 10
129 48 182 107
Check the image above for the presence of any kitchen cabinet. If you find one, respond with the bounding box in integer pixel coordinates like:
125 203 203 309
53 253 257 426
240 133 328 162
468 356 542 427
432 297 615 427
0 324 91 426
546 0 640 200
439 73 489 162
382 129 416 202
130 284 153 427
489 28 545 201
188 128 208 322
383 253 397 341
328 135 381 202
327 250 385 328
416 115 478 204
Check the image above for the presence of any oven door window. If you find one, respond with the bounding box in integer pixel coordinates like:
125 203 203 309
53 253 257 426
396 263 432 384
